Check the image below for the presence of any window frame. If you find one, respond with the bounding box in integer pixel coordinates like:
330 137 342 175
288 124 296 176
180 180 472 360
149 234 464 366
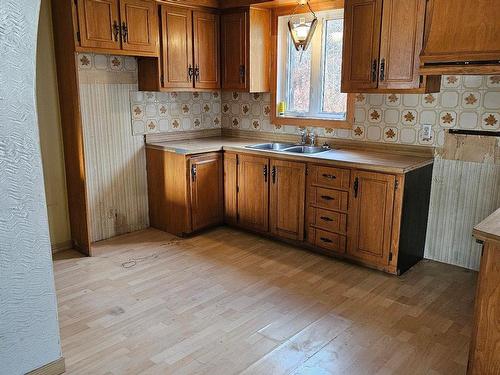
271 3 354 130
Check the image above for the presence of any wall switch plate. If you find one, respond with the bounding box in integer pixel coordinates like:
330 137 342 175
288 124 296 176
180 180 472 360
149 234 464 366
422 124 432 140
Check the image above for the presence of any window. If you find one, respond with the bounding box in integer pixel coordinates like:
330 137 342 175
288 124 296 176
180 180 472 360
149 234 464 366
276 9 347 122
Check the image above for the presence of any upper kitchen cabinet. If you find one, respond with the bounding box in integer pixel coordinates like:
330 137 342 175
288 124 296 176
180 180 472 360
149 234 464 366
75 0 159 56
341 0 440 93
193 11 221 89
221 7 271 92
420 0 500 75
139 5 220 91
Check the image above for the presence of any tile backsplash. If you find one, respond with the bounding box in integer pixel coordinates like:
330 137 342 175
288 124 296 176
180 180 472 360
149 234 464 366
78 49 499 148
130 91 222 135
221 75 500 147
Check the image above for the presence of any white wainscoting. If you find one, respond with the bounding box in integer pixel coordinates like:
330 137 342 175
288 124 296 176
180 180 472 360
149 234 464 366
424 157 500 270
79 82 149 242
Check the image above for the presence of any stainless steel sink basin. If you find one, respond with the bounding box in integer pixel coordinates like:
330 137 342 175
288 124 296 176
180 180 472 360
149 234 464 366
283 146 329 154
245 143 295 151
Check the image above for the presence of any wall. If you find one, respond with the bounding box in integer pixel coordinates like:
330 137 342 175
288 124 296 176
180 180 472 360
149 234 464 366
0 0 63 373
220 76 500 270
129 90 222 135
77 53 149 242
36 0 72 252
221 76 500 142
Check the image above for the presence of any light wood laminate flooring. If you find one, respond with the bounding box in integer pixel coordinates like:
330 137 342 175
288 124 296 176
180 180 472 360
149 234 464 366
54 227 477 374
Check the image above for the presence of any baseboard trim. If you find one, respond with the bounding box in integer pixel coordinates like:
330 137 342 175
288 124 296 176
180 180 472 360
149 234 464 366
51 240 73 254
26 357 65 375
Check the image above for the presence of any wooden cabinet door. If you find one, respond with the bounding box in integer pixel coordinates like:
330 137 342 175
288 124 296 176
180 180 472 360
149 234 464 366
193 11 220 89
270 159 306 241
378 0 425 90
77 0 121 50
237 154 269 232
221 11 247 90
224 153 238 224
341 0 383 92
348 171 395 265
190 153 223 231
161 5 193 89
119 0 158 54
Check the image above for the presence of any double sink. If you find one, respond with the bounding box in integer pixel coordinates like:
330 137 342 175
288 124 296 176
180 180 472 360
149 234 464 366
245 143 329 154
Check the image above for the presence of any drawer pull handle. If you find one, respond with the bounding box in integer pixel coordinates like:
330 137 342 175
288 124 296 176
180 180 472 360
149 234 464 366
320 216 333 222
322 174 336 180
320 195 334 201
320 237 333 243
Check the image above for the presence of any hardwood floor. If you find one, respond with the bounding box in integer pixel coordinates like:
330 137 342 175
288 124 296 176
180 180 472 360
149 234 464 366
53 227 477 374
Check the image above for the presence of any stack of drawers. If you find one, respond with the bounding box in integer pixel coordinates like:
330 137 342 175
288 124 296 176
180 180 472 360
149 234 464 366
306 164 351 254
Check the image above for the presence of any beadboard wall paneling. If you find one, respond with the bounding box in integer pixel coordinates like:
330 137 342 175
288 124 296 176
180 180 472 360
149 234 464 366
77 53 149 242
0 0 63 372
425 158 500 270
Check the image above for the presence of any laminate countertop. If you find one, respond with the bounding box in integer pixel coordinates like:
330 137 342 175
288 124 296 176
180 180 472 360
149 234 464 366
473 207 500 243
146 137 434 174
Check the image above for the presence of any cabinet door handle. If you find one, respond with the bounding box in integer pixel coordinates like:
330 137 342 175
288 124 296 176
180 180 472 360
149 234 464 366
188 65 194 82
380 58 386 81
113 21 120 42
320 216 334 222
322 173 336 180
263 165 268 182
371 59 378 82
320 237 333 243
121 22 128 43
194 65 200 82
191 165 197 182
320 195 334 201
272 166 276 184
239 65 245 83
354 177 359 198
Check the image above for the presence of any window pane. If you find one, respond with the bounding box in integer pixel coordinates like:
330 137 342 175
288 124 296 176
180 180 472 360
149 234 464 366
287 38 311 113
322 18 346 118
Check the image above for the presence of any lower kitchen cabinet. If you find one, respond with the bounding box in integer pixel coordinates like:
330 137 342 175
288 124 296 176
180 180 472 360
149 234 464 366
270 159 306 241
224 153 307 239
305 162 433 274
348 171 396 266
190 153 223 231
146 148 222 236
149 148 433 275
237 154 269 232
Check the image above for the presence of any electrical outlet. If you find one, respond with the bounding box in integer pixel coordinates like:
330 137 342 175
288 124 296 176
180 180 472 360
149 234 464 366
422 124 433 140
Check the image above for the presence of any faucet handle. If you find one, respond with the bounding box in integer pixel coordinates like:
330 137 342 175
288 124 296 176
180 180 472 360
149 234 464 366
309 131 317 146
298 128 307 144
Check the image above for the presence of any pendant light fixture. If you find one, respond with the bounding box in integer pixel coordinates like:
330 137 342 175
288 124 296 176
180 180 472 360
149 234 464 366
288 0 318 52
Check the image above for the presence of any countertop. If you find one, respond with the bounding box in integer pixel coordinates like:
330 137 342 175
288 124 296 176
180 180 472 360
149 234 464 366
146 137 434 174
473 208 500 243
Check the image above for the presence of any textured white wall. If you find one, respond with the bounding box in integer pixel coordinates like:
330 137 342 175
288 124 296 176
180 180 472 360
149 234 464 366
0 0 62 374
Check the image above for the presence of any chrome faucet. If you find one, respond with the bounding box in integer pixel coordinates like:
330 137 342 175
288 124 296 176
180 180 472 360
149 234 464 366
298 128 307 145
309 131 316 146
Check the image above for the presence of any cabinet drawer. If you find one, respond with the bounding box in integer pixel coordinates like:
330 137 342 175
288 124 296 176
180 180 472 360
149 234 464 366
309 228 346 254
308 207 347 234
309 187 348 212
309 165 350 189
